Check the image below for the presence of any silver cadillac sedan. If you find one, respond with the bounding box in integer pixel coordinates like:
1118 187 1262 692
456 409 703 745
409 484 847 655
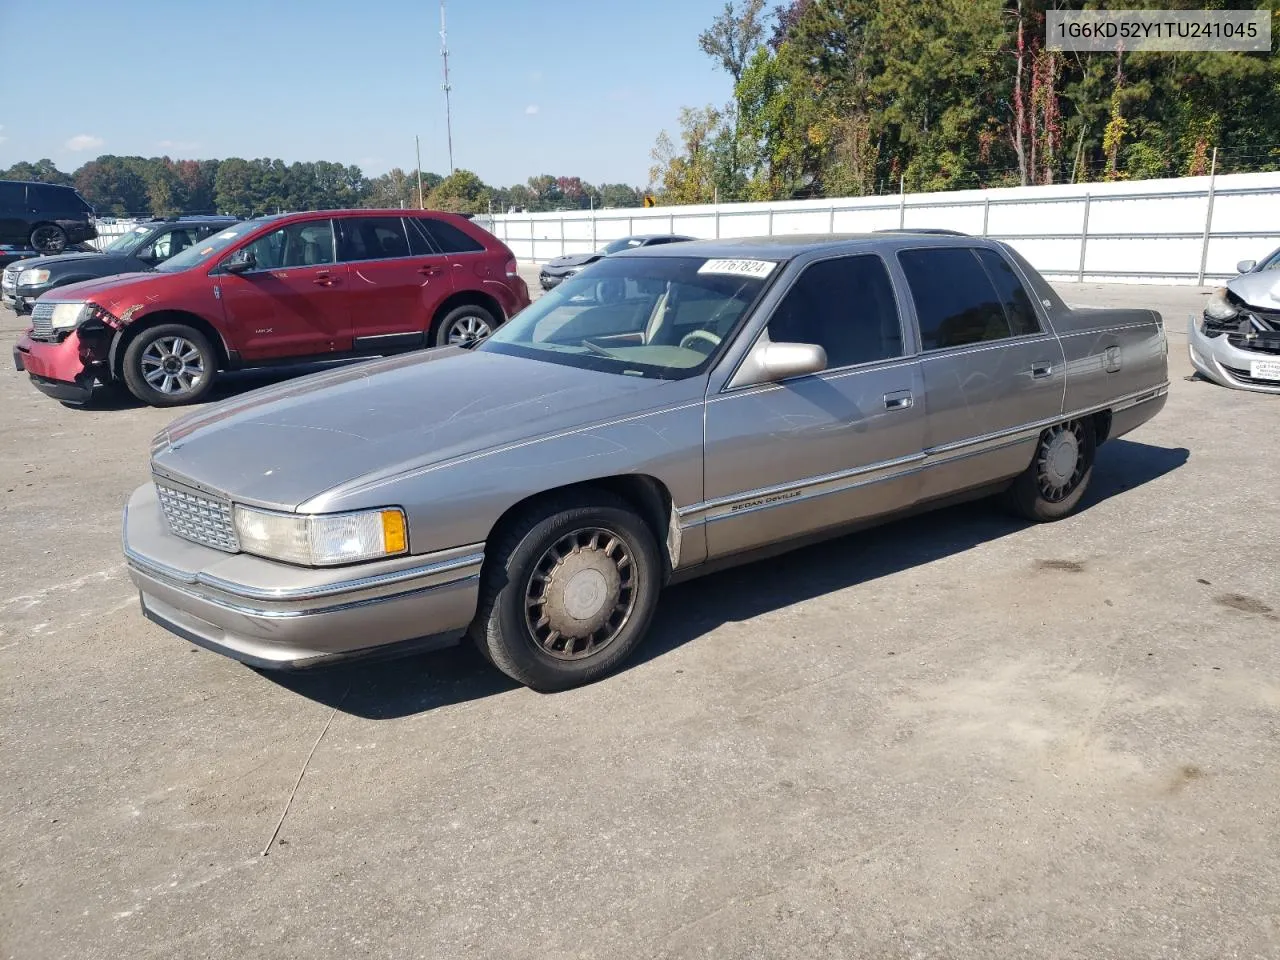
125 234 1169 690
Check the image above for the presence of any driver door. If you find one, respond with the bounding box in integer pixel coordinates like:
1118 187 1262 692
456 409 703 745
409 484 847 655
216 218 353 360
702 254 926 559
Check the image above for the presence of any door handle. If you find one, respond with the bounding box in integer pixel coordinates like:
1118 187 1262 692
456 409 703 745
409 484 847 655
418 265 443 277
883 390 914 410
312 272 336 287
1031 362 1053 379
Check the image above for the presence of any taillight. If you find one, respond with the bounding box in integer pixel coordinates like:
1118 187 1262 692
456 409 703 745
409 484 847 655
504 257 518 278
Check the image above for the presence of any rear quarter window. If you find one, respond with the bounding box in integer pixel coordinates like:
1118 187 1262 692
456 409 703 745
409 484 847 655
416 217 485 254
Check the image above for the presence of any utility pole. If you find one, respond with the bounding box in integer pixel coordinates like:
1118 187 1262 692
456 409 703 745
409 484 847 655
415 135 425 209
440 0 454 173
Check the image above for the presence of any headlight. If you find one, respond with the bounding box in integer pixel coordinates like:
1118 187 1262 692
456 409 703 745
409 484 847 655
17 268 50 286
49 301 88 331
232 505 408 566
1204 288 1240 322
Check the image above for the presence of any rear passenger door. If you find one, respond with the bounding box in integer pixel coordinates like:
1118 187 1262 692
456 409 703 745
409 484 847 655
337 215 452 350
896 245 1066 501
415 216 490 283
702 254 926 559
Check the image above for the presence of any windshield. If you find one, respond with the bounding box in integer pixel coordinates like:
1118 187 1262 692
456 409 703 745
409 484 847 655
478 255 777 379
601 237 645 255
103 226 151 254
154 223 253 273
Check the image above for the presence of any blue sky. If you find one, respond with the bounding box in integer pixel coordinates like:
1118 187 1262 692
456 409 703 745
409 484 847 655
0 0 737 187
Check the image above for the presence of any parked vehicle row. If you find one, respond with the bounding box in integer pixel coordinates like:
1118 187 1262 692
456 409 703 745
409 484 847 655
12 209 529 406
119 232 1169 691
0 179 97 253
2 216 241 314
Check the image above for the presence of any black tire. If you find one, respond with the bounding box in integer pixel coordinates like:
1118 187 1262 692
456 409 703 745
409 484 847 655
470 491 663 691
434 303 496 347
121 323 218 407
1003 418 1096 522
29 224 67 254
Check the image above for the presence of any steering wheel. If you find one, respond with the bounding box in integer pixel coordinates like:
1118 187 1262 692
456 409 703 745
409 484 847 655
678 330 722 355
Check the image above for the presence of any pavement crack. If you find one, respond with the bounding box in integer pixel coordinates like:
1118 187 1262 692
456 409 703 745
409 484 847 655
260 687 349 856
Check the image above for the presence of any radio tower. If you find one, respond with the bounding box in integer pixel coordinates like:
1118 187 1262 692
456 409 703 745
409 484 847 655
440 0 454 173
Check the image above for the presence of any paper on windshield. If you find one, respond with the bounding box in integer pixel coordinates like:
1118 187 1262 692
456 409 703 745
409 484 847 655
697 258 777 278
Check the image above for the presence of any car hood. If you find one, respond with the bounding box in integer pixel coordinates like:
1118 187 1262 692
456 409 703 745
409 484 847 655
151 348 681 511
544 253 602 269
1227 270 1280 311
22 251 105 268
43 271 159 306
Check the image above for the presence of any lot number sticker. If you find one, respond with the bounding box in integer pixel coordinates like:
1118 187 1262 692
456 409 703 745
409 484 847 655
698 258 777 278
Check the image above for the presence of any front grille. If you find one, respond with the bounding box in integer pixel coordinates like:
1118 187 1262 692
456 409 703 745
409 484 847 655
1 267 16 289
155 482 239 552
1228 332 1280 356
30 302 55 341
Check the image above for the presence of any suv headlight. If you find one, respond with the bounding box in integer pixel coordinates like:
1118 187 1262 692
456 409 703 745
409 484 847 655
47 300 110 331
232 505 408 566
18 267 50 286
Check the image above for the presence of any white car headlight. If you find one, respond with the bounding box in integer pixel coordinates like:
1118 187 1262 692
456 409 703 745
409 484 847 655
232 505 408 566
18 268 50 286
1204 288 1240 322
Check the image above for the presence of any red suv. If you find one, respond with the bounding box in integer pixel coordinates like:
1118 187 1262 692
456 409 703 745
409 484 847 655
12 210 529 406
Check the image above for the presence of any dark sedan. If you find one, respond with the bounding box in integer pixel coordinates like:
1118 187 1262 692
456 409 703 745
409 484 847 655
538 234 693 289
1 216 239 314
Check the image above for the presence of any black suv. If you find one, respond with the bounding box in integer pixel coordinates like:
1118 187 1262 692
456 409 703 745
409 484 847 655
1 216 240 314
0 180 97 254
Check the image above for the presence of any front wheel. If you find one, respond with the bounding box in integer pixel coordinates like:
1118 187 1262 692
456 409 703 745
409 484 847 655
1003 419 1096 522
30 224 67 254
435 304 495 347
470 492 662 691
121 324 218 407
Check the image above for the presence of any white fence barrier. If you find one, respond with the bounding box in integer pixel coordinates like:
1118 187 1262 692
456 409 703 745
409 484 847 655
489 171 1280 285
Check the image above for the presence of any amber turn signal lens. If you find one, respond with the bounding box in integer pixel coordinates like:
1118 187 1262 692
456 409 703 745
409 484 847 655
381 510 407 554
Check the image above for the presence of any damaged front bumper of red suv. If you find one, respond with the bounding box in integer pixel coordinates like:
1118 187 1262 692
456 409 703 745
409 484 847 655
13 328 110 405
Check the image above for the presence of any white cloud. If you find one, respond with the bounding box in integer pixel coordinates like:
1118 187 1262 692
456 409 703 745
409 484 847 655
524 104 540 115
64 134 104 152
156 139 200 152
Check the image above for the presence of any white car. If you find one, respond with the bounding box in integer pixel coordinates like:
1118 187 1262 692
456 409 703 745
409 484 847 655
1190 269 1280 394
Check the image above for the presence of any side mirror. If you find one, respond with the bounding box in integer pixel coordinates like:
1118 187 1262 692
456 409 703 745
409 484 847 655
729 338 827 388
221 248 257 274
1237 259 1257 274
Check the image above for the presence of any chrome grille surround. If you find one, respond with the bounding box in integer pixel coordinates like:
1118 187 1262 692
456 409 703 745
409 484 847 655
154 479 239 552
30 302 55 341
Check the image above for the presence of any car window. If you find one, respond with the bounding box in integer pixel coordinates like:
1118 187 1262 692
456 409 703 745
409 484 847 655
766 255 904 368
974 248 1040 335
28 184 78 211
1261 249 1280 272
897 247 1015 350
137 228 198 263
0 182 25 206
404 217 441 257
416 217 484 254
243 220 335 269
337 216 412 262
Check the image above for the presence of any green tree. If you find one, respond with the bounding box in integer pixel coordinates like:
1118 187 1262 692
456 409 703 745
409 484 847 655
426 168 490 214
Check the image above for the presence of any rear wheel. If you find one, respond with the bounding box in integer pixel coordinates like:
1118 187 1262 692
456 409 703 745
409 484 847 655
29 224 67 254
435 304 495 347
1003 418 1096 521
121 324 218 407
470 492 662 691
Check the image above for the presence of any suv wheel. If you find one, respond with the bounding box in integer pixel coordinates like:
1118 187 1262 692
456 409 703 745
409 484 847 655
30 224 68 254
122 324 218 407
435 304 496 347
470 491 662 691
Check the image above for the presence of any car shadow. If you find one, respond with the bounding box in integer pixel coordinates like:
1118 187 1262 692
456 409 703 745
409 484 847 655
261 437 1189 720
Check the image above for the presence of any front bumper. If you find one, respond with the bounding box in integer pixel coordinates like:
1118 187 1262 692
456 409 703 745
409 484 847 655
2 284 48 314
123 484 484 670
1188 316 1280 394
13 330 97 404
539 272 566 290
